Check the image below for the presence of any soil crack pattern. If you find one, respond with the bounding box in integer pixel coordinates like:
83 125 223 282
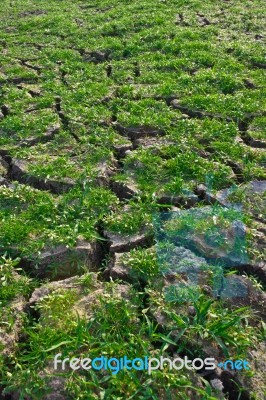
0 0 265 399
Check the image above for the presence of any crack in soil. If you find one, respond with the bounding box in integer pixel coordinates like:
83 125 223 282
19 124 60 147
54 96 81 143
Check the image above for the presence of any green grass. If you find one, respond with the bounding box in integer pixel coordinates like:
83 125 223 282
0 254 34 306
0 184 118 256
0 0 265 398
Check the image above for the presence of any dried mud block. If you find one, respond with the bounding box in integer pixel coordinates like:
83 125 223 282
113 142 133 159
20 124 60 147
0 296 26 358
111 180 140 200
219 274 266 318
189 227 266 283
103 252 136 283
190 222 247 263
21 240 104 280
196 180 266 208
94 160 117 187
215 180 266 209
30 277 134 321
104 228 153 253
9 158 75 194
29 274 99 305
154 245 211 292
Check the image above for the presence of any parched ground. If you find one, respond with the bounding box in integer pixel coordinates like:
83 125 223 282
0 0 265 399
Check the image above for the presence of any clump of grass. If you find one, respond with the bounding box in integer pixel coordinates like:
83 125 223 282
121 247 158 279
0 184 118 255
0 254 34 306
148 291 258 359
103 201 155 235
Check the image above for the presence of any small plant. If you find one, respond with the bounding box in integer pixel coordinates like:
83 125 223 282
0 254 33 305
159 294 255 358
